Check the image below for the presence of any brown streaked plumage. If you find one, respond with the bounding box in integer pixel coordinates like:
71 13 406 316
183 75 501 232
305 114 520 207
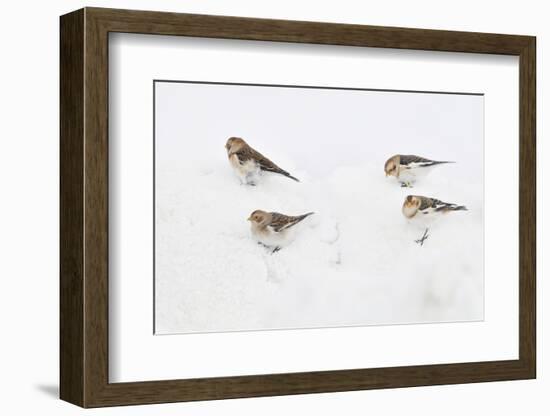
225 137 299 185
248 209 314 251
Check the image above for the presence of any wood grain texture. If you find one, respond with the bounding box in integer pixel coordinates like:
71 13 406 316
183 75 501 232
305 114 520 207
59 8 84 407
83 10 110 406
518 38 536 375
59 7 537 408
88 7 532 54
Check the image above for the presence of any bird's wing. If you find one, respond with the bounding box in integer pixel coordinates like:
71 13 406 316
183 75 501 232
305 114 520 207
233 147 259 165
234 147 274 168
269 212 312 232
233 145 299 181
234 147 277 170
426 198 466 212
236 147 299 181
417 197 467 214
255 153 291 176
431 198 452 210
417 197 447 214
432 199 467 212
400 155 442 168
268 213 295 232
417 197 435 212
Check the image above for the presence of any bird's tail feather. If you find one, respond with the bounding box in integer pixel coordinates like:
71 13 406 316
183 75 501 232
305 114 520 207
452 205 468 211
294 212 315 224
261 166 300 182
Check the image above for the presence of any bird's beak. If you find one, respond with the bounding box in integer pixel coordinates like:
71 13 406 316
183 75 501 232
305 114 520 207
247 216 252 221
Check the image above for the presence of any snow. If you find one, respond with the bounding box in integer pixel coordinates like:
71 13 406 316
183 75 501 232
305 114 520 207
154 81 484 335
155 157 483 334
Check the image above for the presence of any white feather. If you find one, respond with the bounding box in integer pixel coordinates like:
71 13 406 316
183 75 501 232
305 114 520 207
251 224 295 248
398 164 439 183
229 154 260 184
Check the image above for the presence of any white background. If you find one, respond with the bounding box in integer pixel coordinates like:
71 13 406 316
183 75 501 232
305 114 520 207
0 0 546 415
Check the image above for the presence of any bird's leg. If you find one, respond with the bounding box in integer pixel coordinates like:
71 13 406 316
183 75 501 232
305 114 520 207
257 242 281 254
415 228 430 246
244 173 257 186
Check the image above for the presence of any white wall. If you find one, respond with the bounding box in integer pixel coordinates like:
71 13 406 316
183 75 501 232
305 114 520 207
0 0 544 414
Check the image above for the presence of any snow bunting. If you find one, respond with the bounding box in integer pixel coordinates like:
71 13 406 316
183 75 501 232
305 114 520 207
402 195 467 245
384 154 454 187
402 195 467 219
248 209 314 252
225 137 299 185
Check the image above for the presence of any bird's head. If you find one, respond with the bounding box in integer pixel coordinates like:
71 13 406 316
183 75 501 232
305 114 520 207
384 155 400 178
248 210 270 226
402 195 421 218
225 137 246 152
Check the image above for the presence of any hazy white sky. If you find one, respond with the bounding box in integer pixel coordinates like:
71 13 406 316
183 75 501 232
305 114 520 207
155 81 483 183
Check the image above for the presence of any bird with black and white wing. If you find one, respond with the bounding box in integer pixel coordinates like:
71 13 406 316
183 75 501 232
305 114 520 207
384 154 454 187
247 209 314 252
225 137 300 185
402 195 467 245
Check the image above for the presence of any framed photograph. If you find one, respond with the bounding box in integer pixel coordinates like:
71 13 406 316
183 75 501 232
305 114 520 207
60 7 536 407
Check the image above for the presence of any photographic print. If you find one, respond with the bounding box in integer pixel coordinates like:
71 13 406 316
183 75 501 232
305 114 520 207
154 80 484 335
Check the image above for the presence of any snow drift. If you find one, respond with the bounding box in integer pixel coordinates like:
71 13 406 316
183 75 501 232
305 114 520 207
155 155 484 334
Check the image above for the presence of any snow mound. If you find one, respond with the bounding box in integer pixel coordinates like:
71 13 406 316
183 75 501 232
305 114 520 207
155 158 483 334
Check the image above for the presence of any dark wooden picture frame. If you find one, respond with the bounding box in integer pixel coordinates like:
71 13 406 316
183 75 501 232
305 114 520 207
60 7 536 408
